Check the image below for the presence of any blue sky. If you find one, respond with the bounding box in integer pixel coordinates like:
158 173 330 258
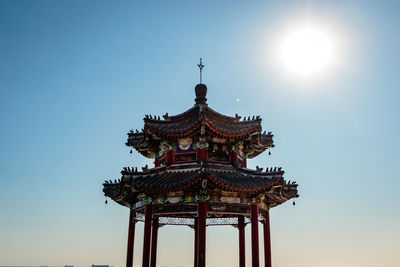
0 1 399 266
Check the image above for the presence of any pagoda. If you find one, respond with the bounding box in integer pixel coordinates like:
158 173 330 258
103 61 299 267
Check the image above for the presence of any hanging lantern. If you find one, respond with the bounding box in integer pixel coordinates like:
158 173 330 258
130 149 132 154
268 151 271 155
293 201 296 206
105 198 108 204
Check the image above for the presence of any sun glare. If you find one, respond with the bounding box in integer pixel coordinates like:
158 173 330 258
277 24 336 79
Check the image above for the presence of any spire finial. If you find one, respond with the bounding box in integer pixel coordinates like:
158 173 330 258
197 58 205 83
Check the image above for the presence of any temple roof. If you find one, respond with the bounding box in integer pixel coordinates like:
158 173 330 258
124 83 275 158
127 127 274 159
103 162 298 203
144 104 262 137
103 69 299 215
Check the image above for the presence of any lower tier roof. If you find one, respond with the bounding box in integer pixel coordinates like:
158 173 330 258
103 162 298 208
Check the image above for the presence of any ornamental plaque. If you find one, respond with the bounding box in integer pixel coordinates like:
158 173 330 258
178 137 192 150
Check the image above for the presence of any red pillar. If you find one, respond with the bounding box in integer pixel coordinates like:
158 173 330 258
198 149 208 160
251 204 260 267
142 204 153 267
238 215 246 267
150 217 159 267
263 211 272 267
126 210 136 267
198 202 207 267
194 218 199 267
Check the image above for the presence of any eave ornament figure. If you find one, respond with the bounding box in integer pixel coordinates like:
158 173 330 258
103 60 299 267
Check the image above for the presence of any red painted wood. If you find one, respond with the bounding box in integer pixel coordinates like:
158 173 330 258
172 151 198 164
238 215 246 267
194 217 199 267
251 204 260 267
198 149 208 160
126 210 136 267
264 211 272 267
157 153 167 165
198 202 207 267
166 151 173 165
142 204 153 267
150 217 159 267
230 151 238 163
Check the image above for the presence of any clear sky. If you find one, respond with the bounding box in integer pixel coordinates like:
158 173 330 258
0 1 399 267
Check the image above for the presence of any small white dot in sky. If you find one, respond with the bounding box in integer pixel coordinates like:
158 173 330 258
236 98 240 102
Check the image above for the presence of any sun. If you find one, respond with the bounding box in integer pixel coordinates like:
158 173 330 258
277 24 336 79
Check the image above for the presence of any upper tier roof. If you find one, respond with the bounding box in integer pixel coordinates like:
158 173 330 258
126 83 274 158
144 103 262 137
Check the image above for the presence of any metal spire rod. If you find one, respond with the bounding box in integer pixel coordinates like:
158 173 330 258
197 58 204 83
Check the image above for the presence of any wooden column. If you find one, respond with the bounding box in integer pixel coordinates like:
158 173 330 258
198 149 208 160
263 210 272 267
198 202 207 267
150 217 159 267
251 204 260 267
238 215 246 267
194 217 199 267
126 209 136 267
142 204 153 267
